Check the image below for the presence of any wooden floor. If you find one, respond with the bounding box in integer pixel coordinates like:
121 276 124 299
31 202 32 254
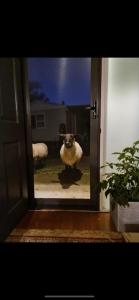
15 210 116 231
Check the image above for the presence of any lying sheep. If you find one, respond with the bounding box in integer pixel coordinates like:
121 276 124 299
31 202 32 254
60 134 83 169
32 143 48 168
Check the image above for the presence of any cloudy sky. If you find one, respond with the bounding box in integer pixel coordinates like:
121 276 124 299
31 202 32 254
28 57 91 105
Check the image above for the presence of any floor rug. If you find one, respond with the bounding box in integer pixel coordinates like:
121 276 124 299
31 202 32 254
122 232 139 242
6 228 124 243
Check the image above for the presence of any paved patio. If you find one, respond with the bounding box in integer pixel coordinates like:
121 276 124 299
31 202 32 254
34 156 90 199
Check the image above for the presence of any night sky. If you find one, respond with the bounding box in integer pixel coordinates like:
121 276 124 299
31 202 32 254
27 58 91 105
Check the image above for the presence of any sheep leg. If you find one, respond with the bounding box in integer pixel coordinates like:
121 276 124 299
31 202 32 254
65 165 71 171
73 163 77 169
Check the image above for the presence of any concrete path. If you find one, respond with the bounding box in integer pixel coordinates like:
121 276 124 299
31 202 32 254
34 156 90 199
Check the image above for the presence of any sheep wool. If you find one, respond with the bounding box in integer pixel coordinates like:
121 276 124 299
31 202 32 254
32 143 48 160
60 141 83 167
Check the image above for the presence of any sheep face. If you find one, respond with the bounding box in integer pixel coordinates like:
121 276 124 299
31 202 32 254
62 134 75 149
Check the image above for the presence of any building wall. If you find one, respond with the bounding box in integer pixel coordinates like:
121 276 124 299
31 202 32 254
32 108 67 142
100 58 139 211
31 101 67 142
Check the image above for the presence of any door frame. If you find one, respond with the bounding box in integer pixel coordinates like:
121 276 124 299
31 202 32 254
23 58 102 211
21 58 35 209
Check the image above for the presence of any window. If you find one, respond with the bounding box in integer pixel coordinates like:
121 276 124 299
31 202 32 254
31 114 45 128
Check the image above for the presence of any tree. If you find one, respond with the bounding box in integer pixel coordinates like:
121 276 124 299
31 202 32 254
29 80 50 103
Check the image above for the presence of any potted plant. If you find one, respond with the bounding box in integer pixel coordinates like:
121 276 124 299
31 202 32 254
99 141 139 232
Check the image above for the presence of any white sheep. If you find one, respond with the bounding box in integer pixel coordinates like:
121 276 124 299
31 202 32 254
32 143 48 167
60 134 83 168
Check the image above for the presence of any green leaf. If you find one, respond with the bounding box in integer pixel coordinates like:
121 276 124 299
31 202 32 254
112 152 121 155
123 147 133 153
118 153 126 160
101 180 108 189
105 189 112 198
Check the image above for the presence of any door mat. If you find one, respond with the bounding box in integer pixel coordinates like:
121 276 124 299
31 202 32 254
6 228 124 243
122 232 139 242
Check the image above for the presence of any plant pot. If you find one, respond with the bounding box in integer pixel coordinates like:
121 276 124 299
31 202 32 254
110 199 139 232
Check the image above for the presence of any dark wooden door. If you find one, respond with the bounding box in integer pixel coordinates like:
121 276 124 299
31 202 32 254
90 58 102 210
0 58 29 241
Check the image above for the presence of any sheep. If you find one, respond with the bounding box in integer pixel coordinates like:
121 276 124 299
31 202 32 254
60 134 83 169
32 143 48 168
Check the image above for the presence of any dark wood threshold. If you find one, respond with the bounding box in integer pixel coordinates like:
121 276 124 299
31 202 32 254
30 198 99 211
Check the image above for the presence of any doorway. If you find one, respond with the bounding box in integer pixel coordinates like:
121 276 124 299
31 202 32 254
25 58 101 210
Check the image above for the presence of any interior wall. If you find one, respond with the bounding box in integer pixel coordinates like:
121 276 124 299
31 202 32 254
100 57 139 211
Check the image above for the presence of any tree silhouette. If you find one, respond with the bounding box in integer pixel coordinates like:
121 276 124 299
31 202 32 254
29 81 50 103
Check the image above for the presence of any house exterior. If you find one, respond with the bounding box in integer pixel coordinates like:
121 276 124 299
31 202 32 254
31 100 67 142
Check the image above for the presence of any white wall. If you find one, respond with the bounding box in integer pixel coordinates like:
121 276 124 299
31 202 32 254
100 58 139 211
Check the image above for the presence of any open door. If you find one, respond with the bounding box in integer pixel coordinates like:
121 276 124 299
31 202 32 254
26 57 102 210
0 58 29 241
